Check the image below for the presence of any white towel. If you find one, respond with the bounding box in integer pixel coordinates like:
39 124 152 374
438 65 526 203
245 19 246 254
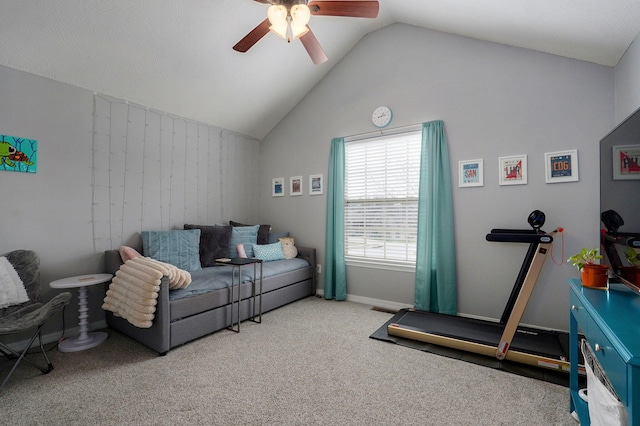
0 256 29 309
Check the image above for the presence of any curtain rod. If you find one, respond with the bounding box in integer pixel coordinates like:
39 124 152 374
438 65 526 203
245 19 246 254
344 123 422 143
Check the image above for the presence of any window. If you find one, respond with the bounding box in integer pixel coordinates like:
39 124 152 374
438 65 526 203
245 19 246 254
344 130 421 267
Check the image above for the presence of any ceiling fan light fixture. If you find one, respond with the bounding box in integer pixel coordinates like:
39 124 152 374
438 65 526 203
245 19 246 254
290 4 311 39
267 5 288 39
235 0 380 65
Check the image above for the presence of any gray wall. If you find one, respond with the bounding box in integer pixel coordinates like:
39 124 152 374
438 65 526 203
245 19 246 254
1 24 638 337
0 65 260 336
260 24 616 331
615 32 640 123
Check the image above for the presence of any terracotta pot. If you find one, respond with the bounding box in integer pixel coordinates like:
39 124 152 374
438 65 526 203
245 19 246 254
619 266 640 285
581 264 609 289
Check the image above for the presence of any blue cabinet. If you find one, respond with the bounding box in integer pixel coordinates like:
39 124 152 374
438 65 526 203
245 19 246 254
569 278 640 425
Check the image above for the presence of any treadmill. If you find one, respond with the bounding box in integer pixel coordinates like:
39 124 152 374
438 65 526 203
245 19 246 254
387 210 571 373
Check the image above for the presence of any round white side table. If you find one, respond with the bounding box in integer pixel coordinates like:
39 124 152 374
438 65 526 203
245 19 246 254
50 273 113 352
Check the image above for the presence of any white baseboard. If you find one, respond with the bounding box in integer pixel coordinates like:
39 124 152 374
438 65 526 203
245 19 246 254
0 320 107 355
314 289 411 313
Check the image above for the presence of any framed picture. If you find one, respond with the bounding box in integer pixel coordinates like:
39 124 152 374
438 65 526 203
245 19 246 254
0 134 38 173
272 178 284 197
544 150 579 183
309 174 323 195
612 145 640 180
458 159 483 187
289 176 303 196
498 154 527 186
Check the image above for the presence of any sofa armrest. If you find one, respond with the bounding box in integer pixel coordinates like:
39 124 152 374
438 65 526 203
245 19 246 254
104 250 124 275
103 249 171 354
105 277 171 355
296 247 316 266
296 247 316 291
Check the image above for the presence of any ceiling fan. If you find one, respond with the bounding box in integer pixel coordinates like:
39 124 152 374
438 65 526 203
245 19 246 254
233 0 379 65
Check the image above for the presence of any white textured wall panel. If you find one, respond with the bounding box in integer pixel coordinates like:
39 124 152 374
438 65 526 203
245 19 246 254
159 114 173 230
121 105 145 243
92 96 113 252
140 110 162 234
207 128 223 223
183 121 198 225
91 94 261 249
108 102 128 246
169 118 187 228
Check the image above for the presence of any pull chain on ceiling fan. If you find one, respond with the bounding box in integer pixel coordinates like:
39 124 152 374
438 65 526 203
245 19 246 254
233 0 379 65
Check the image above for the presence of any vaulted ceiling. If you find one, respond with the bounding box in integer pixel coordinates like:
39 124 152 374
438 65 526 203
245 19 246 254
1 1 639 139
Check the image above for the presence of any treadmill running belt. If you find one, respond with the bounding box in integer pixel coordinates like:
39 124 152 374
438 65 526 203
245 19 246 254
370 308 581 387
391 309 567 360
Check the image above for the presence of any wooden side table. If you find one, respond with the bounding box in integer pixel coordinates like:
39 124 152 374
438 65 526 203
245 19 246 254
50 273 113 352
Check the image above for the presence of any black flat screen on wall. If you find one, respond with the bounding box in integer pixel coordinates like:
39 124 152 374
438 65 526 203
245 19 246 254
600 106 640 292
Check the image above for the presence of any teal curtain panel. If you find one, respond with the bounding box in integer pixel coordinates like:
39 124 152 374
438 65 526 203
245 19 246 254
414 121 457 314
324 137 347 301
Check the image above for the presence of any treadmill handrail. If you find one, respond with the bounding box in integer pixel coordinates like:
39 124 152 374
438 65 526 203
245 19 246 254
486 232 553 244
495 228 561 360
490 229 537 234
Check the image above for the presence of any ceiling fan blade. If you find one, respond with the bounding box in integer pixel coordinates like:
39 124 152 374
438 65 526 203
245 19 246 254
233 18 271 53
300 29 328 65
308 1 379 18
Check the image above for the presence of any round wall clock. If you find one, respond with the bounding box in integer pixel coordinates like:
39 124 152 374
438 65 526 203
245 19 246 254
372 106 392 128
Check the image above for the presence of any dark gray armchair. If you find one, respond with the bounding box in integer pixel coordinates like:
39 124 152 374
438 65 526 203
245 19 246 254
0 250 71 391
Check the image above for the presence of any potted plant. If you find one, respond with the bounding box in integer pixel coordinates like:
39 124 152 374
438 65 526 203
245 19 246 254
567 247 609 289
620 247 640 284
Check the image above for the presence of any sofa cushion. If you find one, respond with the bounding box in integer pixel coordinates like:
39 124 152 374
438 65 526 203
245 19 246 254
252 242 286 262
142 229 202 272
268 231 290 244
228 225 260 258
184 224 232 267
230 221 270 245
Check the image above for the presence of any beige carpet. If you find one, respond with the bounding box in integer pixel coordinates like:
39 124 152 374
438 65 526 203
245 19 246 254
1 297 575 425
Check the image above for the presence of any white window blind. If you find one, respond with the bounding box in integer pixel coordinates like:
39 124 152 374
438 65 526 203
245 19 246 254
344 131 421 266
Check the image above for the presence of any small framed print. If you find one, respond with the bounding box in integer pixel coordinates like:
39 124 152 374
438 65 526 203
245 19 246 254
290 176 303 196
0 134 37 173
272 178 284 197
459 159 483 187
544 150 579 183
613 145 640 180
309 174 323 195
499 154 527 186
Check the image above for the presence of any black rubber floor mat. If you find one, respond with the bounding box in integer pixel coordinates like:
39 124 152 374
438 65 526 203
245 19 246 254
369 309 581 387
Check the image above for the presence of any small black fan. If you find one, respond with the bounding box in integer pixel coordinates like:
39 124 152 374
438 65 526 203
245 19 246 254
528 210 546 231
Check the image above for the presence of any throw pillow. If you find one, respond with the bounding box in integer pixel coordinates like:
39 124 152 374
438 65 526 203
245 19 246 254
236 244 248 258
228 225 260 258
252 242 286 262
229 220 271 245
268 231 290 244
141 229 202 272
279 237 298 259
119 246 142 263
184 224 232 267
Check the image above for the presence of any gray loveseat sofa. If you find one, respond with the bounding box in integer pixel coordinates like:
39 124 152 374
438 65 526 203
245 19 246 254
103 247 316 354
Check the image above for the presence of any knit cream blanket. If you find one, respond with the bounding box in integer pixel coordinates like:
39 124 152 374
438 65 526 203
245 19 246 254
102 257 191 328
